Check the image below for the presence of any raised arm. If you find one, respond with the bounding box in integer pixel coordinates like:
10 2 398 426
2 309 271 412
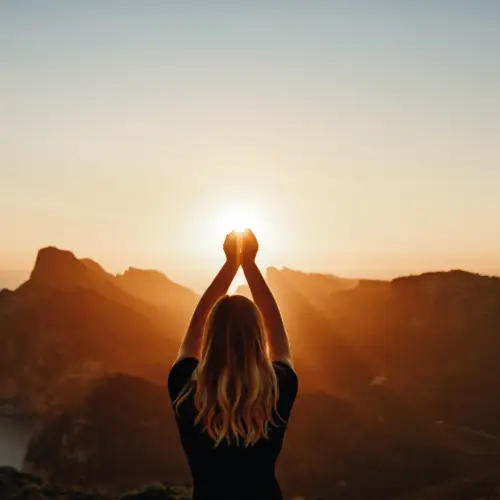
174 232 240 363
241 229 293 368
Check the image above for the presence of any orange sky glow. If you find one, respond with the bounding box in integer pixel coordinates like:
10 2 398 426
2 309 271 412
1 2 500 292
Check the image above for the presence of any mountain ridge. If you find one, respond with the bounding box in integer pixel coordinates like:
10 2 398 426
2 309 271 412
0 246 198 415
2 246 500 498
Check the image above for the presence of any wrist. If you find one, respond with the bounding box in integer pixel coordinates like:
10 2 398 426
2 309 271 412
224 258 240 272
242 259 257 271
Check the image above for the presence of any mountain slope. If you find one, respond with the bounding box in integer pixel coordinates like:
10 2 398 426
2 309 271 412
24 372 500 500
3 255 500 498
0 247 198 414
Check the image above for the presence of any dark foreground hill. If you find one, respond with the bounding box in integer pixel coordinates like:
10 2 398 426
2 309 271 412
23 372 500 500
0 466 192 499
2 466 500 500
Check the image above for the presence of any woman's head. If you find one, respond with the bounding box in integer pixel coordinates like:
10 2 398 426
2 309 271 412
200 294 268 376
175 294 279 447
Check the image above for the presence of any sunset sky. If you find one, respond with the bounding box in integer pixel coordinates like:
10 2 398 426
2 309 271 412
1 1 499 291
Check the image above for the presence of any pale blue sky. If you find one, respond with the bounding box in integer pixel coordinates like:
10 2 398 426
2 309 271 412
1 1 499 289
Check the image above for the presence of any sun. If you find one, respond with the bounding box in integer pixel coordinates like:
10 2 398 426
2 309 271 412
215 204 264 239
214 203 265 293
211 203 273 293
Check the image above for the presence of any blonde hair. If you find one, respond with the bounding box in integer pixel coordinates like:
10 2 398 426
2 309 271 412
174 294 280 447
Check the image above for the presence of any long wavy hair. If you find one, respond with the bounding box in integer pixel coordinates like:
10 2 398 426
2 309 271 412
174 294 280 447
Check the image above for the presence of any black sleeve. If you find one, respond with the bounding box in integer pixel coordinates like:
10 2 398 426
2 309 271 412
168 357 199 402
273 361 299 421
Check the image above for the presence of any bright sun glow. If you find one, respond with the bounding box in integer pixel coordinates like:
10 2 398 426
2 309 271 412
210 203 279 293
215 204 264 239
214 204 266 294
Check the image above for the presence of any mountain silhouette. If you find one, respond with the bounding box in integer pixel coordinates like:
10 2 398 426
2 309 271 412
2 249 500 498
0 247 197 414
24 247 196 325
249 267 500 432
115 266 197 311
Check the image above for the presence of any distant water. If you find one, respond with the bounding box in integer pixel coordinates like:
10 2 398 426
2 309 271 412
0 416 37 468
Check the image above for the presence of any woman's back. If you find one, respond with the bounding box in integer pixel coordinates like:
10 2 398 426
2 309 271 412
168 357 298 500
169 230 297 500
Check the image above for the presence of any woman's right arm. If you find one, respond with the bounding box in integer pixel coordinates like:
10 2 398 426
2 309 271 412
241 229 293 368
173 232 240 364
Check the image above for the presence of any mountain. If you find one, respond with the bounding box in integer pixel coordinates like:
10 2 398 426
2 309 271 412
266 266 358 297
0 466 192 499
398 469 500 500
23 372 500 500
24 374 190 495
236 266 500 496
22 247 193 325
237 268 387 395
115 267 197 310
0 247 198 415
3 251 500 498
255 267 500 432
236 266 357 307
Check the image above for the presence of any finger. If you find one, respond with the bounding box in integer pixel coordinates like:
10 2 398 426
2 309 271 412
245 229 256 243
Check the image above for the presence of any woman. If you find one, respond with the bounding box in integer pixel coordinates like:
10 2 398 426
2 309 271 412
168 229 298 500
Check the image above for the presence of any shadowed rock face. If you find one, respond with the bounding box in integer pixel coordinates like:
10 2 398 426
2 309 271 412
248 267 500 430
22 371 500 500
400 470 500 500
0 247 197 415
24 374 190 495
0 467 45 500
0 466 192 499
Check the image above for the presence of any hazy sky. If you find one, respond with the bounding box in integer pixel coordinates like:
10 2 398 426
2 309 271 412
1 1 499 290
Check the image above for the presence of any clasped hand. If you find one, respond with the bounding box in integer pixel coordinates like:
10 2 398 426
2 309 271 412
223 229 258 268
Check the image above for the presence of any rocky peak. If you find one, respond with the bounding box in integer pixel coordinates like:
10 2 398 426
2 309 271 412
115 267 197 308
117 267 174 287
27 247 138 312
30 247 88 288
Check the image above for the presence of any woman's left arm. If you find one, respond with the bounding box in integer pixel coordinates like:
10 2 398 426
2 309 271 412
174 232 240 363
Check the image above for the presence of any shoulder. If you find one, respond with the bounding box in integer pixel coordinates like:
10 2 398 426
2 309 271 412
273 360 298 380
272 361 298 421
168 357 199 401
273 361 298 394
